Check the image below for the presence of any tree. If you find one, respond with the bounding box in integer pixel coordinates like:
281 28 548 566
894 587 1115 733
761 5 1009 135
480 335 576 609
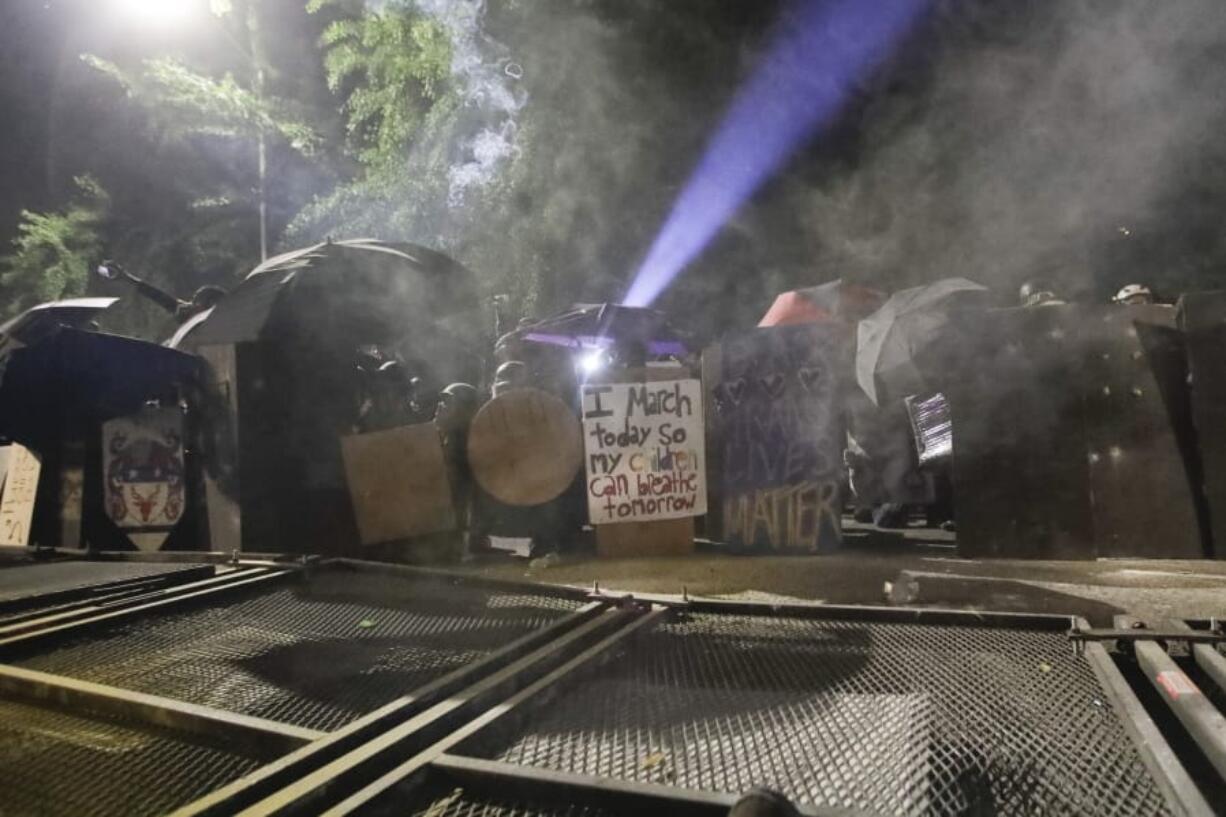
310 0 451 172
0 176 108 320
288 0 783 334
82 55 319 155
83 1 322 263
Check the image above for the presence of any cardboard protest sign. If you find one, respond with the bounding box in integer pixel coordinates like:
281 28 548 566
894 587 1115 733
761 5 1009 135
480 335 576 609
581 379 706 524
709 324 845 552
0 443 42 547
103 408 187 552
341 423 455 545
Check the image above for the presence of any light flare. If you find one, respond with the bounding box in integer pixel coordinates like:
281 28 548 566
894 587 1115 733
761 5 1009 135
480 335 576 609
623 0 931 307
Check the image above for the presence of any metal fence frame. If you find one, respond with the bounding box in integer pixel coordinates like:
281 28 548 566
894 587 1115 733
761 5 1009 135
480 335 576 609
0 554 1221 816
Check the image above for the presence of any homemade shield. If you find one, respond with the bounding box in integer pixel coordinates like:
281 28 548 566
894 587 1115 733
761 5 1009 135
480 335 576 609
102 407 187 551
707 323 848 552
947 304 1203 559
855 278 988 405
468 388 582 507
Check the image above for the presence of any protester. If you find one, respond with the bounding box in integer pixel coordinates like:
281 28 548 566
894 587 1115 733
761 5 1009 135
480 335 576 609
435 382 480 555
492 360 528 396
1112 283 1156 305
98 259 227 323
356 359 417 432
1018 280 1065 307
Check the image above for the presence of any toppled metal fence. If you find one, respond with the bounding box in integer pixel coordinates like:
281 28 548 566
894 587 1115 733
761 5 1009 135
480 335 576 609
0 556 1220 817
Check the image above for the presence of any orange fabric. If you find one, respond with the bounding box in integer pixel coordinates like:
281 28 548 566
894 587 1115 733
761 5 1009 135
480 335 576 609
758 292 833 326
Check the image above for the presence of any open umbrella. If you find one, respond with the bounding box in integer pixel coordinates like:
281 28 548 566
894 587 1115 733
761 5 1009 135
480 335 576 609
516 304 689 357
759 280 884 327
0 297 119 345
855 278 988 405
171 239 479 350
0 327 201 450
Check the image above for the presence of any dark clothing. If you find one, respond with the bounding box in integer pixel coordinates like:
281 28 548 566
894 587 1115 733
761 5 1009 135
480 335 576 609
125 274 185 316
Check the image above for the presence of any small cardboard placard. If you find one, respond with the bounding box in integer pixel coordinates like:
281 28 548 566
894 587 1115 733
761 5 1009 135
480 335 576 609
580 379 707 524
341 423 456 545
0 443 42 547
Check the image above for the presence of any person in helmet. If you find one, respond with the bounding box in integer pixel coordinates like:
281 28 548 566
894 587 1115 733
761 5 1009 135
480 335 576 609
434 383 479 435
1018 280 1065 308
97 260 227 323
492 360 529 396
435 383 480 556
1112 284 1155 306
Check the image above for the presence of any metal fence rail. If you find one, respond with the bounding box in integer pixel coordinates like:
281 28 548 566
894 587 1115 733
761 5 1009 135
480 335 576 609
0 697 273 817
0 560 213 615
13 567 583 732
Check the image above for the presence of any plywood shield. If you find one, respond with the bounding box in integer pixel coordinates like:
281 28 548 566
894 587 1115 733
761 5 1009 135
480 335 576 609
341 423 455 544
468 388 582 507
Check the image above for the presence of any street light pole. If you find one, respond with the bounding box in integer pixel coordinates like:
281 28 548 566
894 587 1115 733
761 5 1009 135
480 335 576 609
256 78 268 262
107 0 270 262
245 0 268 261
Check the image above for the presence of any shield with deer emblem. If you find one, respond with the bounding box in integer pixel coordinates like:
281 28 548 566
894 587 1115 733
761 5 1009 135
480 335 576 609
102 407 186 551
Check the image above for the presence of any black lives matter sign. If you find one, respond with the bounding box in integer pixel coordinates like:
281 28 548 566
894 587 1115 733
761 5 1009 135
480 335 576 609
580 380 707 524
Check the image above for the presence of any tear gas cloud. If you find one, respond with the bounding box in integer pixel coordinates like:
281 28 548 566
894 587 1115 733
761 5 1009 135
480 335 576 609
622 0 931 308
412 0 526 206
300 1 1226 329
804 0 1226 299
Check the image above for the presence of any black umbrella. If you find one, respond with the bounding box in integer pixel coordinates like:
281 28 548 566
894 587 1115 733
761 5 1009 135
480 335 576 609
515 304 689 357
855 278 989 405
0 297 119 346
170 239 480 350
0 327 201 450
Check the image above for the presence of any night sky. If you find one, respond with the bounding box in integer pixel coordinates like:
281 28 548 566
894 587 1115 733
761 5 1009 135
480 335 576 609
6 0 1226 320
0 0 330 260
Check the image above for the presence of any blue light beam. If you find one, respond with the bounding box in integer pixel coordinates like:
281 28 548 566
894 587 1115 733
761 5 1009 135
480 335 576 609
623 0 930 307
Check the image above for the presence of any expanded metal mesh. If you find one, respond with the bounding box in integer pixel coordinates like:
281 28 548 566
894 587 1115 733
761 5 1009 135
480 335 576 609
19 570 580 732
0 561 206 604
0 697 265 817
363 780 614 817
460 611 1170 816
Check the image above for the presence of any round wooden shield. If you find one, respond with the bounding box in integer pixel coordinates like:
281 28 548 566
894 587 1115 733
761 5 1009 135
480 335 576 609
468 388 583 506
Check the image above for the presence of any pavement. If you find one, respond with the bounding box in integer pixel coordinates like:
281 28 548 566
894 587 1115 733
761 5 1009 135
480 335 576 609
460 520 1226 626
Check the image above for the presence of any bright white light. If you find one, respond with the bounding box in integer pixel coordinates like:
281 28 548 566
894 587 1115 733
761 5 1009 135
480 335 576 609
112 0 197 29
579 351 606 375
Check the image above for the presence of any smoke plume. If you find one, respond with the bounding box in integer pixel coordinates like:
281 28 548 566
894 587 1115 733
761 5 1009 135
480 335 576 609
803 0 1226 301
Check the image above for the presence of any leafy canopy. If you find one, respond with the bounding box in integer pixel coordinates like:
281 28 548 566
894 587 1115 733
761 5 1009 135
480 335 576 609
81 54 319 155
310 0 451 170
0 177 109 319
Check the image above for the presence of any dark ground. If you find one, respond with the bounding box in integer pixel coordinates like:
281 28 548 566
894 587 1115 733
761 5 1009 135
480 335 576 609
458 519 1226 626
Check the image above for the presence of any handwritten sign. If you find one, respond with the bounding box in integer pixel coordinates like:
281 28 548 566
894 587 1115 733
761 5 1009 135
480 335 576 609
712 325 845 552
0 443 42 547
581 379 706 524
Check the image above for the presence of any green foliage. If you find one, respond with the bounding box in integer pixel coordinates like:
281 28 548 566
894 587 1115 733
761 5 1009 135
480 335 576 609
81 54 319 154
288 0 763 330
311 0 451 169
0 177 109 319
